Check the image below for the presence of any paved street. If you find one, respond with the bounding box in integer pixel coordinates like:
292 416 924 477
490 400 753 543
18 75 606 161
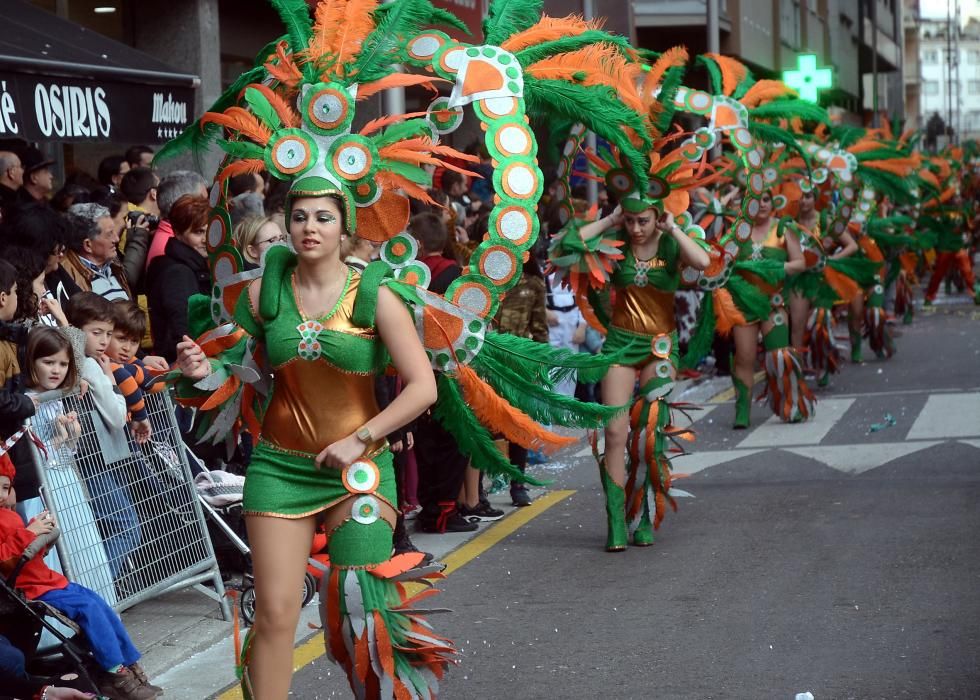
203 302 980 700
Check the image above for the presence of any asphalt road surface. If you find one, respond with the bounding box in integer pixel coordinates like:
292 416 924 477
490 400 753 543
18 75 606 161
283 302 980 700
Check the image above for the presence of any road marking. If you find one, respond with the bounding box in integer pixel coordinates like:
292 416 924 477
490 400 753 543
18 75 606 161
671 448 765 474
958 439 980 451
736 398 855 448
216 490 576 700
785 442 941 474
709 371 765 403
907 392 980 440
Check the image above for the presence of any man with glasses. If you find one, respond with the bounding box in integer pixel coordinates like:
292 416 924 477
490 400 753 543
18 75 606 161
0 151 24 217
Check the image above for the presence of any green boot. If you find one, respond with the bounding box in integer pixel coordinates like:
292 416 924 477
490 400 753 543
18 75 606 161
732 376 751 429
599 466 627 552
632 495 654 546
817 370 830 388
849 327 863 363
974 282 980 305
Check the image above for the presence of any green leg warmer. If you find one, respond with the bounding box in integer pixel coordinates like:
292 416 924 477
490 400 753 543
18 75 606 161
733 375 751 429
599 464 628 552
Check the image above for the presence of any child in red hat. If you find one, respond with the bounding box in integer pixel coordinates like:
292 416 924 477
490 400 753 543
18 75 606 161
0 452 162 700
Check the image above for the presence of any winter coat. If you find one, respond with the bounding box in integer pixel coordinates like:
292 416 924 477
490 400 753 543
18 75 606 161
146 237 210 362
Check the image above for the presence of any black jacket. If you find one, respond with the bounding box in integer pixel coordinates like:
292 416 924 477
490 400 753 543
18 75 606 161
146 237 210 362
0 321 38 500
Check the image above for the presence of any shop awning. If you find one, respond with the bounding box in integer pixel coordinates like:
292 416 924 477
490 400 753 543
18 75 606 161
0 0 199 144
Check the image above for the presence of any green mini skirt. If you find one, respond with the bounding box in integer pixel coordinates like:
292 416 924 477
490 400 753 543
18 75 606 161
243 440 396 519
602 327 680 370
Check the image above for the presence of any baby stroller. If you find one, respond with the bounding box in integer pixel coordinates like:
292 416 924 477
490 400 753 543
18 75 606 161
195 483 328 625
0 527 101 694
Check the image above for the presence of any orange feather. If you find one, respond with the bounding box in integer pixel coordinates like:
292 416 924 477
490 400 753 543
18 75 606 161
359 111 432 136
862 158 915 176
264 41 303 88
375 171 436 203
642 45 688 102
713 287 746 336
356 73 448 100
500 14 600 53
200 108 272 145
455 364 577 453
246 83 299 128
823 266 859 302
739 79 797 107
704 53 747 96
334 0 379 71
216 158 266 182
527 45 645 115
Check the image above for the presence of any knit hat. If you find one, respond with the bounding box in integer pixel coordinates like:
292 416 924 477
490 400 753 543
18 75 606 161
0 452 15 482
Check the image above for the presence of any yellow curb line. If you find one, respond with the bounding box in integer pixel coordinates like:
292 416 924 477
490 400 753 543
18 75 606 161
709 370 765 404
216 489 576 699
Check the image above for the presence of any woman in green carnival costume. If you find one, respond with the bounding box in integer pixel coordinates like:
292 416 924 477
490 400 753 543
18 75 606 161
548 124 712 550
177 179 438 698
728 189 809 427
572 197 708 550
164 0 658 696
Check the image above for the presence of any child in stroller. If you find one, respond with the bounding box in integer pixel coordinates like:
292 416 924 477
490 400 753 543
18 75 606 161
0 453 163 700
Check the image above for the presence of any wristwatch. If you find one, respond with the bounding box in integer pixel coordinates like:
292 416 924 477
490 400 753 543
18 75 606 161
355 426 373 443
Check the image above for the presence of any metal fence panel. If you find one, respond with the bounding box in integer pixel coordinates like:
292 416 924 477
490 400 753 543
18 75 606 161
28 388 229 618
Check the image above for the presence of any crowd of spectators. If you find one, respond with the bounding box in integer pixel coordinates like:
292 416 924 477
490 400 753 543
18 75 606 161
0 138 624 696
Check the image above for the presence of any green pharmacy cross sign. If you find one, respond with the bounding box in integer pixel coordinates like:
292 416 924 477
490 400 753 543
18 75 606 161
782 54 833 103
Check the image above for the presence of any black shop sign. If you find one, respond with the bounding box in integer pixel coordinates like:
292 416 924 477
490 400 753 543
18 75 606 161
0 72 193 144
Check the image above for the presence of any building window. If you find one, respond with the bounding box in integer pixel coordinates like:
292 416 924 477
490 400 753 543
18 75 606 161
968 50 980 64
780 0 802 49
924 81 940 96
923 49 938 64
970 80 980 95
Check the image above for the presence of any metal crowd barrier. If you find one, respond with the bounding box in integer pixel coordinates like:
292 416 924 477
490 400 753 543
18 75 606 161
27 387 230 620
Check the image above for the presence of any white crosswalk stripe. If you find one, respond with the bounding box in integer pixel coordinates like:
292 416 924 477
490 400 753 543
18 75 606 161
566 390 980 476
736 398 855 448
907 393 980 440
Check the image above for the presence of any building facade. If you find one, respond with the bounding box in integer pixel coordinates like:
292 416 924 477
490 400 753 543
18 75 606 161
919 15 980 143
633 0 906 124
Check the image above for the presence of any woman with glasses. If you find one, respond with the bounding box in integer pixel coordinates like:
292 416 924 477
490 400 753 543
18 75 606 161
234 216 287 270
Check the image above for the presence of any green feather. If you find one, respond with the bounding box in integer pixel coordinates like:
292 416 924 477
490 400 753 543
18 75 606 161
749 99 829 124
155 65 268 162
732 68 756 100
217 140 266 160
697 55 723 95
244 87 281 131
523 77 650 194
830 124 865 149
680 291 716 369
473 351 623 429
373 118 432 147
828 255 881 287
353 0 432 83
483 0 543 45
514 30 635 66
727 274 773 322
268 0 312 56
374 0 471 35
433 375 545 485
653 65 686 136
747 122 811 164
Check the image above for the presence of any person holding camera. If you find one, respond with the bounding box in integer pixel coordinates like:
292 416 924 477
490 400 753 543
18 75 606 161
118 168 161 292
